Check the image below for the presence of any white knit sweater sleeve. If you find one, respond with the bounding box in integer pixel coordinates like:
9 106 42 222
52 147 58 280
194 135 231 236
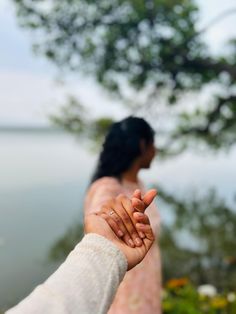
6 234 127 314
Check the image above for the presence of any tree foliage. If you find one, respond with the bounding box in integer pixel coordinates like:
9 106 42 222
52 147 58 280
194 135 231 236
159 188 236 290
50 96 114 148
13 0 236 153
48 221 84 261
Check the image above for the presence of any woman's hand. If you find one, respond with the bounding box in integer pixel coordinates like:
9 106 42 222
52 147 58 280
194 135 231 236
97 189 157 247
132 188 157 213
85 194 155 270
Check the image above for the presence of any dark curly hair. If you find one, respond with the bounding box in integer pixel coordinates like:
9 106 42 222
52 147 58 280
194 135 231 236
91 116 155 183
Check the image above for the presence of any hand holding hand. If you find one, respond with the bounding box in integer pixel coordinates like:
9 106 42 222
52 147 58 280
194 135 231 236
84 191 157 270
96 189 157 247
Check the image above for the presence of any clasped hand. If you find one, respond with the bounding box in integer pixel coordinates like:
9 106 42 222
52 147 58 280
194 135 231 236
85 189 157 270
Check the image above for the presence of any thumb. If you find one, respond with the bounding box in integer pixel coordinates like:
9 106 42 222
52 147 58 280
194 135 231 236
131 197 145 212
142 189 157 208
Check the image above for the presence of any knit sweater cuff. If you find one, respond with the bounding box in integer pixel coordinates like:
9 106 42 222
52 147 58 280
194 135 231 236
76 233 128 276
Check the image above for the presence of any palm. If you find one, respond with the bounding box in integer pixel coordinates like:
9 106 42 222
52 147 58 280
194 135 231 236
113 237 152 270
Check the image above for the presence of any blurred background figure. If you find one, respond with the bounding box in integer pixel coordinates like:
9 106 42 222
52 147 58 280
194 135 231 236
85 116 162 313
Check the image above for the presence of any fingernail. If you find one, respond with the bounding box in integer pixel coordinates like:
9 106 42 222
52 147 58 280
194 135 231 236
135 212 144 217
129 239 135 247
139 231 145 238
135 238 142 246
118 230 124 237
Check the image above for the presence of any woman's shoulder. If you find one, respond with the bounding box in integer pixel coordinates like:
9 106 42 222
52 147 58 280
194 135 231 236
89 176 121 192
85 177 122 210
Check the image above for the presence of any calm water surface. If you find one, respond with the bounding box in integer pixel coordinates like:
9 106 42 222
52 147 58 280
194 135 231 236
0 131 235 310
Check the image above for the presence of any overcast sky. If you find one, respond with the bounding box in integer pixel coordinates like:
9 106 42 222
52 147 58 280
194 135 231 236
0 0 236 126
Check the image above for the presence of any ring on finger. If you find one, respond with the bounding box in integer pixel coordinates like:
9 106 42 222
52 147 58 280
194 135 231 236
109 210 115 216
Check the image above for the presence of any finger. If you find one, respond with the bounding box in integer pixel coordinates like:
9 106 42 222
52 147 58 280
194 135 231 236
106 211 125 238
133 212 150 225
117 194 143 247
132 189 158 212
136 223 155 242
132 212 149 238
130 200 146 238
101 213 135 248
142 189 157 208
117 195 145 246
101 208 135 248
132 189 142 199
108 210 135 247
131 197 145 212
100 212 121 237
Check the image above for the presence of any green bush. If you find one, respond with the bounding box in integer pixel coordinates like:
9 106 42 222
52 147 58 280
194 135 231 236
162 279 236 314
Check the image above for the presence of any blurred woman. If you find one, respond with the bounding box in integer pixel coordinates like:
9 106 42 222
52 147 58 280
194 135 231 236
84 116 162 314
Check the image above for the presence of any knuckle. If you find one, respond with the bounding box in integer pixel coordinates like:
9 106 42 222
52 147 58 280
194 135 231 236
101 213 108 220
108 218 116 228
121 213 130 224
114 215 121 224
131 229 138 236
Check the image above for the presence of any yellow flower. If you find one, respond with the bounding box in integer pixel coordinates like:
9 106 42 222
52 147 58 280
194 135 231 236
211 296 227 309
162 300 173 311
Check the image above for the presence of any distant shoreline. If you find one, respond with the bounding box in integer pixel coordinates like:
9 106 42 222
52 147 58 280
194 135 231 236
0 126 64 133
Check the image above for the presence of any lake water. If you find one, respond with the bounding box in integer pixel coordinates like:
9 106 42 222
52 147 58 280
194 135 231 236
0 131 235 310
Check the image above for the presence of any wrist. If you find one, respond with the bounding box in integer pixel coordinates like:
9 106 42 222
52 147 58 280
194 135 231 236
80 233 128 270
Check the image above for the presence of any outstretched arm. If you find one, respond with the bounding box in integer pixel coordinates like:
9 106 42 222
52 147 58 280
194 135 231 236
7 193 156 314
6 233 127 314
